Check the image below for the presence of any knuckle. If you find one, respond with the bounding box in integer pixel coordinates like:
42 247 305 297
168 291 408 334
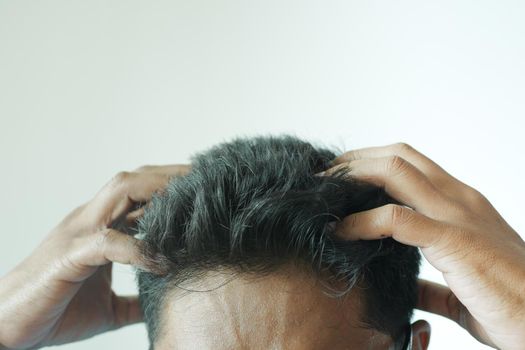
57 248 84 276
386 204 409 227
428 224 474 258
95 228 116 250
393 142 415 154
463 186 489 207
341 213 359 233
385 155 409 174
327 162 351 177
110 171 133 186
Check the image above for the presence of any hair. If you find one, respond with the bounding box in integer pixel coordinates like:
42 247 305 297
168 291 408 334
136 134 420 345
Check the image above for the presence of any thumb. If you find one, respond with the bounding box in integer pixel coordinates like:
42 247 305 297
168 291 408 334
416 279 462 323
111 294 143 329
416 279 496 347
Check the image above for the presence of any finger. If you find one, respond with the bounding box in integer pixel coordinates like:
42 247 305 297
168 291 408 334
112 294 143 329
324 156 449 217
416 279 461 323
106 172 172 203
58 229 149 282
74 229 148 269
336 204 446 248
332 143 469 200
124 207 145 226
91 171 174 224
89 165 190 225
63 228 163 282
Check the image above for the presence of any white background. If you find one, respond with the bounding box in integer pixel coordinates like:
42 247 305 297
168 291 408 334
1 1 524 349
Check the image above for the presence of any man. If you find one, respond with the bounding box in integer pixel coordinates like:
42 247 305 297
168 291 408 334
0 138 524 350
136 135 425 349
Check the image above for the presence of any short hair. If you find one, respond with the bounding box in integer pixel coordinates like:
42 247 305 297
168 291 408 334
136 135 421 345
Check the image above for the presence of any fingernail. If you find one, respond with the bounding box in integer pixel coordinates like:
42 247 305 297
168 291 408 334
314 171 325 177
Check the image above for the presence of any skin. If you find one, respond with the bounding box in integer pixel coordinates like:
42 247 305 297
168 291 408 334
154 265 396 350
0 143 523 349
320 143 525 350
0 164 191 349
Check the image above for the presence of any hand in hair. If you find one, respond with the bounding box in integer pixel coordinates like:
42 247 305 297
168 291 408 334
0 164 190 349
323 143 525 350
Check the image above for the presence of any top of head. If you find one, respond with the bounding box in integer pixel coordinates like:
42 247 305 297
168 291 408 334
136 135 420 347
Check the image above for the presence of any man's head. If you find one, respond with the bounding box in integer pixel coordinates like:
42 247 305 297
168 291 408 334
136 135 429 349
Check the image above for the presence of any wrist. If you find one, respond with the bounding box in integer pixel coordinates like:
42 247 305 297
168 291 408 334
0 272 30 349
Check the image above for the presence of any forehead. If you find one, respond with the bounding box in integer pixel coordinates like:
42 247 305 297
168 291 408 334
154 266 392 349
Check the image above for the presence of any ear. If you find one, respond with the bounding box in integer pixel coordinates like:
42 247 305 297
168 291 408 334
411 319 431 350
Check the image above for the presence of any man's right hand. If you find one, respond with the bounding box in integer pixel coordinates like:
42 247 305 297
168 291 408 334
321 143 525 350
0 164 190 350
